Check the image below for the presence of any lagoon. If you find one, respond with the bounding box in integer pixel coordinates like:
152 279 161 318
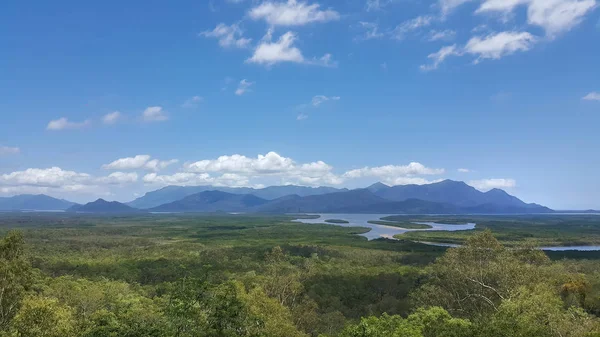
293 214 475 240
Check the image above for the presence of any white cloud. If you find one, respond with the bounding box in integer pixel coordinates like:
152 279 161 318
249 0 340 26
297 113 309 120
142 106 168 122
420 44 462 71
46 118 91 131
583 92 600 101
0 167 141 199
383 177 444 186
182 152 345 186
143 172 213 186
439 0 476 15
464 31 537 61
391 15 435 40
421 31 536 70
0 146 20 155
312 95 340 106
185 152 296 174
182 96 203 108
477 0 597 36
235 79 255 96
102 111 121 125
366 0 386 11
98 172 139 185
356 21 384 40
428 29 457 41
468 178 516 191
102 155 178 171
0 167 93 188
102 155 151 170
200 23 252 48
247 31 304 65
343 162 445 180
458 168 471 173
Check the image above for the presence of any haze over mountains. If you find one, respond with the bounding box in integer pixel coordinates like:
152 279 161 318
0 180 558 214
0 194 76 211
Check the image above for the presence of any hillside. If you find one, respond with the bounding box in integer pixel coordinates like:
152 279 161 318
128 185 346 209
256 189 388 213
68 199 140 213
150 190 269 213
0 194 77 211
374 180 539 209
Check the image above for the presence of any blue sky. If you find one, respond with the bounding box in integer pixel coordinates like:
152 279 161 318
1 0 599 209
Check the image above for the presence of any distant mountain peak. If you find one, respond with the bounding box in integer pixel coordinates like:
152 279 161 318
68 199 138 213
367 182 390 192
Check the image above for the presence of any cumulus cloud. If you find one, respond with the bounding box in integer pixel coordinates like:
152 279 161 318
200 23 252 48
0 167 141 199
249 0 340 26
97 172 139 185
46 118 91 131
247 31 304 65
421 31 536 70
476 0 597 36
185 152 295 174
102 155 178 171
182 96 203 108
181 152 344 187
0 167 93 188
464 31 537 62
0 146 20 155
342 163 446 186
142 172 253 188
583 92 600 101
247 30 335 67
343 162 445 180
468 178 517 191
142 106 168 122
458 168 471 173
102 111 121 125
235 79 255 96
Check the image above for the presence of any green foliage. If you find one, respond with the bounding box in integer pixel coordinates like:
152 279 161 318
1 214 600 337
339 307 472 337
0 231 33 331
10 295 76 337
413 231 551 317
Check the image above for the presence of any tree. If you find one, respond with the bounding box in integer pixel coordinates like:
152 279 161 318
338 307 472 337
0 231 33 331
10 295 75 337
481 285 600 337
413 231 550 318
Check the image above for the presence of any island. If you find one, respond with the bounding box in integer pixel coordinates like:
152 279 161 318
325 219 350 224
367 220 432 229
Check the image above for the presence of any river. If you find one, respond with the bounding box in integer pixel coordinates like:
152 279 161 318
293 214 600 251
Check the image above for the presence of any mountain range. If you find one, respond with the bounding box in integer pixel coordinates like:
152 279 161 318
0 180 557 214
0 194 76 211
68 199 139 213
127 185 347 209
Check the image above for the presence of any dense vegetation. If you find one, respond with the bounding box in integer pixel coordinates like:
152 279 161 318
1 213 599 336
367 221 432 229
325 219 350 224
